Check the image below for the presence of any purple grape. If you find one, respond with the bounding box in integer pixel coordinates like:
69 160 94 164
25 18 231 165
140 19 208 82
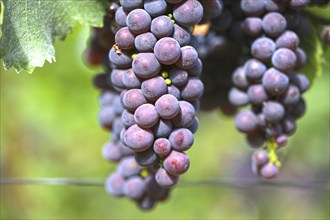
144 0 167 17
275 31 300 50
141 76 167 101
122 89 147 111
234 110 258 133
102 142 122 162
173 0 204 26
200 0 223 20
187 117 199 133
228 87 249 107
264 0 287 12
169 128 194 151
262 101 285 123
111 69 126 90
276 134 288 147
280 84 301 105
134 32 157 52
121 109 135 128
153 138 172 157
151 15 174 38
155 94 180 119
187 58 203 77
291 73 310 93
282 117 296 135
232 67 249 90
154 37 181 65
122 68 142 89
171 24 191 47
134 103 160 128
167 85 181 99
288 98 306 119
115 6 128 26
180 78 204 102
247 85 268 105
262 12 287 38
262 68 289 96
118 156 142 178
109 47 132 68
115 27 135 50
169 68 189 86
288 0 310 9
134 147 159 167
123 176 146 200
265 123 283 137
172 101 196 128
126 9 151 34
155 168 180 188
105 172 125 197
124 124 154 152
175 46 199 69
251 37 276 62
99 106 116 129
271 48 297 73
244 59 267 81
295 48 307 69
163 150 190 176
243 17 262 37
152 119 173 138
252 150 269 166
120 0 143 11
139 196 155 210
99 91 115 106
241 0 265 16
260 162 279 179
132 53 161 79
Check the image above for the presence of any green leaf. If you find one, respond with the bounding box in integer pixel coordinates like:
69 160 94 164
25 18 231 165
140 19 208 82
299 19 325 85
305 4 330 21
0 0 108 73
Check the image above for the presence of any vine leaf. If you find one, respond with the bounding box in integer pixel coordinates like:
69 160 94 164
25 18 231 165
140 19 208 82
0 0 108 73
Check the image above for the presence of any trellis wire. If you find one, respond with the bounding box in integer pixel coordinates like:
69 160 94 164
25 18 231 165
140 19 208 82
1 177 329 190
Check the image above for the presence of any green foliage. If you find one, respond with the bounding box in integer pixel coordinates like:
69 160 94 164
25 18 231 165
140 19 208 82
0 0 108 73
306 4 330 21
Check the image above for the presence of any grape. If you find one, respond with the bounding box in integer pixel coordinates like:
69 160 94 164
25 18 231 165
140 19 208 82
155 94 180 119
180 78 204 102
132 53 161 79
141 76 167 101
280 84 301 105
163 150 190 176
295 48 307 69
172 101 196 128
99 91 115 106
200 0 223 20
99 106 116 129
169 128 194 151
139 197 155 210
251 37 276 62
265 123 282 137
134 103 159 128
262 68 289 96
234 110 258 133
232 67 249 90
167 85 181 99
113 95 124 114
288 98 306 119
93 73 111 90
247 85 268 105
262 101 285 123
264 0 287 12
144 0 167 17
126 9 152 34
228 87 249 107
122 89 147 111
175 46 199 69
282 117 297 135
252 150 269 166
118 142 134 156
151 15 174 39
105 173 124 197
118 157 142 178
244 59 267 81
243 17 262 37
260 163 279 179
291 73 310 93
109 47 132 68
115 6 128 26
122 68 142 89
154 37 181 65
241 0 265 16
121 109 135 128
247 131 266 148
187 117 199 133
288 0 311 9
173 0 203 26
171 24 191 47
111 69 126 90
276 134 288 147
275 31 300 50
115 27 135 50
155 168 180 188
134 32 157 52
153 138 172 157
102 142 122 162
187 58 203 77
262 12 287 37
135 147 159 167
120 0 143 11
271 48 297 73
124 124 154 152
123 176 146 200
152 119 173 138
169 68 189 86
166 0 184 3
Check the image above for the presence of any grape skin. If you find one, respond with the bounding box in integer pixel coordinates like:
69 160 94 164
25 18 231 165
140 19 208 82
124 124 154 152
151 15 174 39
155 168 180 188
154 37 181 65
126 9 152 34
141 76 167 101
173 0 204 26
163 150 190 176
153 138 172 157
155 94 180 119
132 53 161 79
169 128 194 151
134 103 160 128
144 0 167 17
134 32 157 52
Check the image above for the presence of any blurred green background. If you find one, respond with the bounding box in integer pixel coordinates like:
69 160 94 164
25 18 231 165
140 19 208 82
0 26 329 219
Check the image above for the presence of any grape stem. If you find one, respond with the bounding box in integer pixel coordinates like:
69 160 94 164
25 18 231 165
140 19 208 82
267 138 281 167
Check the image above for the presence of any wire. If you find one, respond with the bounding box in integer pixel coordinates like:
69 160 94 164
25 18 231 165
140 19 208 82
1 177 329 190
